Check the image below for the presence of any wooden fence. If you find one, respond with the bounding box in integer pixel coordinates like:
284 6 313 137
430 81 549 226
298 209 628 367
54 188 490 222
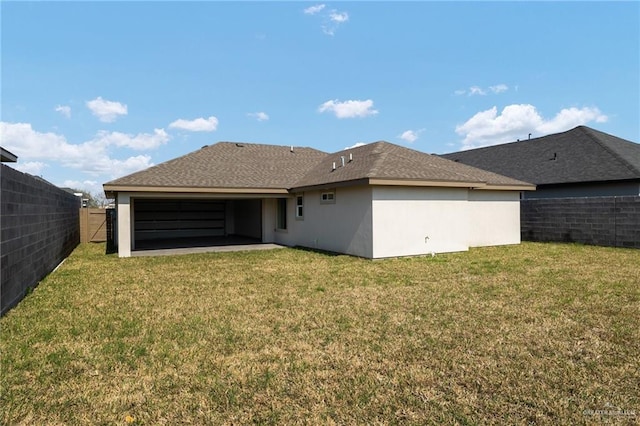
79 208 107 243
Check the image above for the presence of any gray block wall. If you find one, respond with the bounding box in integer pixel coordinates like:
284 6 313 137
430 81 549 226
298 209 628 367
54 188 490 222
1 164 81 315
521 196 639 248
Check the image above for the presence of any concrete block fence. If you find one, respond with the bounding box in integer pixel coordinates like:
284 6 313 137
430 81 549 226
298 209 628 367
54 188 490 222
1 164 80 315
521 196 639 249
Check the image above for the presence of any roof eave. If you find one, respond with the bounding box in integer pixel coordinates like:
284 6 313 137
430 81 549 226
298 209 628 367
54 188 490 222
292 177 534 192
290 178 370 193
1 147 18 163
369 178 485 188
103 184 289 198
477 184 537 191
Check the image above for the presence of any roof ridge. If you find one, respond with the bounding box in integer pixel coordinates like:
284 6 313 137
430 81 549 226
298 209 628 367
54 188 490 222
366 142 388 177
581 127 640 175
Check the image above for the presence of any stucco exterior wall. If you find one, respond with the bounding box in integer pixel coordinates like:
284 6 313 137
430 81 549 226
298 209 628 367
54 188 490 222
371 186 470 258
467 190 521 247
113 186 523 259
281 186 373 258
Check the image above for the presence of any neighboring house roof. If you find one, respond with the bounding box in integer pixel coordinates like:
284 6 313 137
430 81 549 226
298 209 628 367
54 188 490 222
293 141 533 191
1 147 18 163
104 140 534 196
441 126 640 186
104 142 328 194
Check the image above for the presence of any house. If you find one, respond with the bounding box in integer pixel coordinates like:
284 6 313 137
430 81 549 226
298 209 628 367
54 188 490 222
103 141 534 258
442 126 640 199
1 147 18 163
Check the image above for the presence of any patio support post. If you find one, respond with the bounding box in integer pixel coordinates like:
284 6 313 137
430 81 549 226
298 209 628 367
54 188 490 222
117 193 132 257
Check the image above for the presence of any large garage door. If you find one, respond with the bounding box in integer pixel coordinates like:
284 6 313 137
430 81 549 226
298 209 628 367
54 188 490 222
134 199 225 242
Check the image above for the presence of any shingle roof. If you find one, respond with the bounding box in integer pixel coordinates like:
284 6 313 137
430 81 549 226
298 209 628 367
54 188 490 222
442 126 640 185
104 142 328 189
104 140 533 193
293 141 533 189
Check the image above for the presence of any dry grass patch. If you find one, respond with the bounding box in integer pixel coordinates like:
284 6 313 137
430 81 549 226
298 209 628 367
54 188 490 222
1 243 639 424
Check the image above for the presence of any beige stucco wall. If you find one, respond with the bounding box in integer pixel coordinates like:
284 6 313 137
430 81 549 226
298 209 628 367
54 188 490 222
269 186 373 258
114 187 522 259
467 190 521 247
371 186 470 258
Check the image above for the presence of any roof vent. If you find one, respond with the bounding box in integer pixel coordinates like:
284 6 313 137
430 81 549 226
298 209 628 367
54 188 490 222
340 156 345 167
349 153 353 162
528 133 532 140
290 145 294 152
235 143 244 147
332 162 336 171
201 145 208 149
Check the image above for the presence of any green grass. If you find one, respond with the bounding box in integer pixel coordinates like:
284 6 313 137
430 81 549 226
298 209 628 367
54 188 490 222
1 243 639 424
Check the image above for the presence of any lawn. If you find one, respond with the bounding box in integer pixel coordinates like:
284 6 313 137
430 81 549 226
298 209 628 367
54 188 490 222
1 242 638 424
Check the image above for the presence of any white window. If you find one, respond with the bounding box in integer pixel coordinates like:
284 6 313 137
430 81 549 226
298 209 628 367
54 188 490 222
321 191 335 204
296 195 304 219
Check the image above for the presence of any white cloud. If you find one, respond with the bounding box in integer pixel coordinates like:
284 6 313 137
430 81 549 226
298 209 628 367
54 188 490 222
489 84 508 94
11 161 47 175
398 129 424 143
0 121 155 178
304 4 325 15
96 155 153 178
468 86 487 96
55 105 71 118
344 142 367 150
329 10 349 23
318 99 378 119
538 107 608 134
456 84 509 96
248 112 269 122
455 104 608 149
62 179 102 195
322 12 349 36
86 97 128 123
169 116 218 132
93 128 170 150
305 4 349 36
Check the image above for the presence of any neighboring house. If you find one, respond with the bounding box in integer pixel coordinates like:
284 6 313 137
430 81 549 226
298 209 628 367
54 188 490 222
1 147 18 163
103 141 534 259
442 126 640 199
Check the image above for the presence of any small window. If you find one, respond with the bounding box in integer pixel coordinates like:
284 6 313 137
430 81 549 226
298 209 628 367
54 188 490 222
296 195 304 219
321 191 335 204
277 198 287 230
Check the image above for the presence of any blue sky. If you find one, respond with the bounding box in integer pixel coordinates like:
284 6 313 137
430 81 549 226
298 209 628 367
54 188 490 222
2 1 638 195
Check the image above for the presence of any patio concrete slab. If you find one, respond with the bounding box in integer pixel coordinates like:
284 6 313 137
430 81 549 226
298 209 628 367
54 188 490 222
131 243 286 257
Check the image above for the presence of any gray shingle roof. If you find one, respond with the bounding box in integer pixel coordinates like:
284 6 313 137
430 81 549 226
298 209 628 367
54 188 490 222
105 142 328 189
442 126 640 185
105 140 533 193
293 141 533 189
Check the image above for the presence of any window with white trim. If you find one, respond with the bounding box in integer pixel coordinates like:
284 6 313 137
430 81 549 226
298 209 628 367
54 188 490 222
321 191 335 204
296 195 304 219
